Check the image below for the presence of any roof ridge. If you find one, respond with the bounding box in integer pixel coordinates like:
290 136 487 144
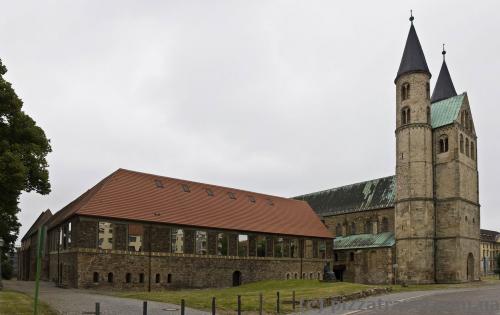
431 92 466 105
295 175 395 198
117 168 291 202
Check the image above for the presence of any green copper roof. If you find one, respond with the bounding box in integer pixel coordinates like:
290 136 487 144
294 176 396 216
431 93 465 129
334 232 395 250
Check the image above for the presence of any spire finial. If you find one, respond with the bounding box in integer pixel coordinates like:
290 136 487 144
442 43 446 61
409 10 414 23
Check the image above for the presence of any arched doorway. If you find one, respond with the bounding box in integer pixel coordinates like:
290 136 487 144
467 253 474 281
232 271 242 287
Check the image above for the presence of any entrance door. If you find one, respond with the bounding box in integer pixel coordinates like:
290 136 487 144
232 271 241 286
467 253 474 281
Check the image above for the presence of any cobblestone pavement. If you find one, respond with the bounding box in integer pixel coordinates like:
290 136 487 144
291 284 500 315
3 280 209 315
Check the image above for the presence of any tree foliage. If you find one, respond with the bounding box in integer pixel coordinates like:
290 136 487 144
0 58 51 257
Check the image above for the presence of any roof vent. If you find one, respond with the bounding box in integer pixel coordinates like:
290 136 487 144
205 188 214 196
228 192 236 200
182 184 190 192
267 199 274 206
154 179 164 188
153 212 161 216
248 196 256 203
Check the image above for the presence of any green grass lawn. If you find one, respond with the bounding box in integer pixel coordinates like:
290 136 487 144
0 290 57 315
117 280 377 314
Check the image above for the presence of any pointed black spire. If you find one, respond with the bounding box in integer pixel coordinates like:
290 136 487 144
431 45 458 103
395 12 431 83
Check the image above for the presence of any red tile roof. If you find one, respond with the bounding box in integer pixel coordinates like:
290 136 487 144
49 169 332 239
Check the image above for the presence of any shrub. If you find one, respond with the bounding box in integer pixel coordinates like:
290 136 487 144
1 261 13 280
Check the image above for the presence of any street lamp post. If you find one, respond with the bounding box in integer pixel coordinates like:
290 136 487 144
0 237 4 288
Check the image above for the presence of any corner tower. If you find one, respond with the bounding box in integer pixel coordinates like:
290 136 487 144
394 14 436 284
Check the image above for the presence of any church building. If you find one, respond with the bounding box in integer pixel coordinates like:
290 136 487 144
18 14 481 289
296 14 480 284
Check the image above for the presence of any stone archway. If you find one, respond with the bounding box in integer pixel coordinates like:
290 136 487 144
232 271 242 287
467 253 474 281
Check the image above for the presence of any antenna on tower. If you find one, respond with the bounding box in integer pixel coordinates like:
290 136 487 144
409 10 414 23
442 43 446 61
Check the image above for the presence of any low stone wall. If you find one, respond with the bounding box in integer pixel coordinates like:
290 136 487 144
301 287 393 308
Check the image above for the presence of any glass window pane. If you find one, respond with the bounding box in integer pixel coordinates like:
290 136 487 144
128 224 143 252
171 228 184 253
274 237 284 257
290 239 299 258
319 240 326 259
305 240 313 259
256 236 267 257
196 231 207 255
217 233 228 256
98 222 113 250
238 235 248 257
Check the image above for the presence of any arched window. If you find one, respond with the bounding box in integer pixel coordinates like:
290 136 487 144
466 138 470 157
426 82 430 99
364 220 372 234
401 107 410 125
155 274 160 283
125 273 131 283
381 217 389 233
471 141 475 160
439 136 449 153
167 274 172 283
286 273 290 280
401 83 410 101
335 224 342 236
350 252 355 262
460 134 464 153
93 272 99 283
351 222 356 235
139 273 145 283
107 272 113 283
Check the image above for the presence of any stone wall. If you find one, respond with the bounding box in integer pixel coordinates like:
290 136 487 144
69 249 327 289
323 208 395 238
333 247 394 285
43 215 332 289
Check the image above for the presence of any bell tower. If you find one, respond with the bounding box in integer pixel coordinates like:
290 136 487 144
394 13 435 284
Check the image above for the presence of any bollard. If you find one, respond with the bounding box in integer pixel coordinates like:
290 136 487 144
276 291 280 314
237 295 241 315
212 297 216 315
95 302 100 315
181 299 185 315
259 293 263 315
292 291 296 311
143 301 147 315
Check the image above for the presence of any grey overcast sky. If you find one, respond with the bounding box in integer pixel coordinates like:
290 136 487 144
2 1 499 243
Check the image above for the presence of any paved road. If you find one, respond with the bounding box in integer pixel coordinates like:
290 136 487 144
3 280 209 315
293 284 500 315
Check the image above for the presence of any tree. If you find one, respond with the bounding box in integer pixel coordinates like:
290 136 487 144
0 58 51 261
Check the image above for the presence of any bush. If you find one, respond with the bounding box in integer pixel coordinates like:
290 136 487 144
1 261 13 280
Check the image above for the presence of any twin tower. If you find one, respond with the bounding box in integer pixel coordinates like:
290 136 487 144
394 15 480 283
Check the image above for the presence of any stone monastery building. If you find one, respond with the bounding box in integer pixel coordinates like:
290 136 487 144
19 15 480 288
297 15 480 284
